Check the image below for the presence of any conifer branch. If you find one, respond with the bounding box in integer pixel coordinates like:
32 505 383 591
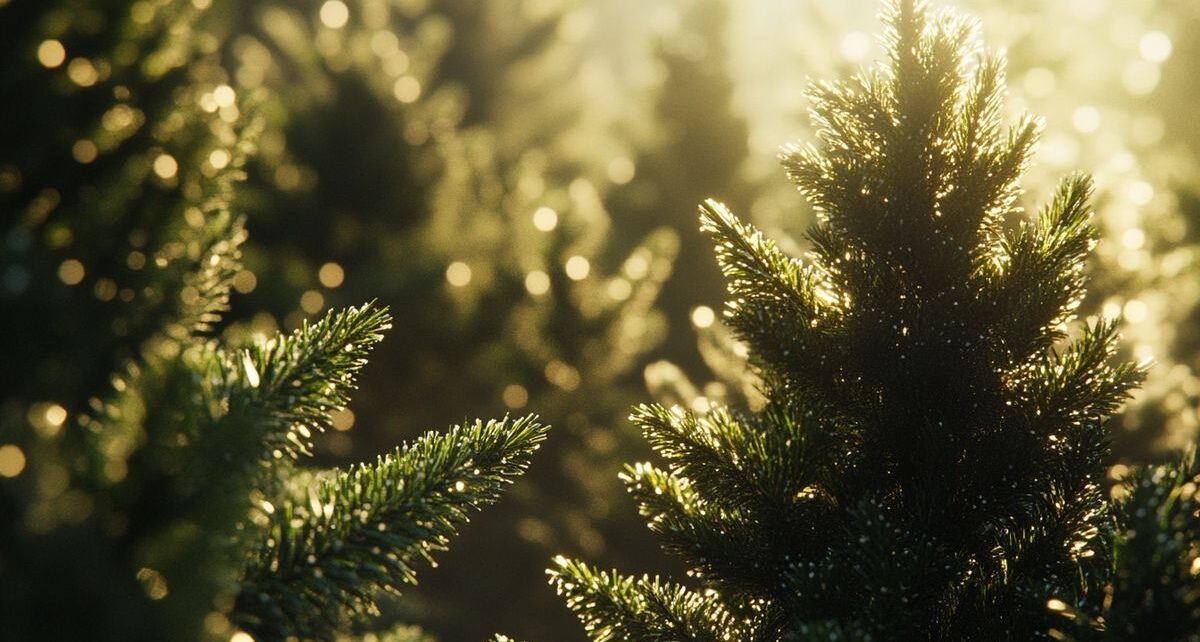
699 199 827 318
219 302 393 459
698 201 852 408
1017 317 1144 427
991 174 1096 362
173 214 247 337
622 462 786 597
550 559 750 642
1090 450 1200 639
631 403 832 515
234 415 548 640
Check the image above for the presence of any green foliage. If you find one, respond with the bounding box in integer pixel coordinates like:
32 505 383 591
209 1 681 637
553 1 1197 639
0 1 550 640
0 0 262 637
721 0 1200 459
224 303 395 460
1078 450 1200 640
553 557 748 642
235 415 549 639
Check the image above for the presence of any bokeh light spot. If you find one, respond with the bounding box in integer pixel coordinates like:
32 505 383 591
525 270 550 296
1102 299 1122 319
127 251 146 270
623 254 649 279
44 404 68 428
371 30 400 57
300 290 324 314
532 207 558 232
93 278 117 301
607 278 632 301
37 40 66 68
58 259 84 285
0 445 27 478
502 384 529 409
232 270 257 294
274 164 302 190
840 32 871 61
136 568 169 600
72 140 98 164
545 360 580 390
199 92 219 113
393 76 421 103
66 58 98 86
1122 228 1145 250
319 0 350 29
28 402 67 438
1129 181 1154 205
1071 106 1101 134
331 408 355 431
564 255 590 281
446 261 472 287
1122 60 1160 96
1124 299 1148 324
318 262 345 288
691 305 716 328
153 154 178 179
1139 31 1172 62
213 84 236 108
607 157 635 185
208 149 231 170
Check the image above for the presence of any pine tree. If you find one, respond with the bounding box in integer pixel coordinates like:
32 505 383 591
718 0 1200 460
0 2 547 640
551 1 1200 639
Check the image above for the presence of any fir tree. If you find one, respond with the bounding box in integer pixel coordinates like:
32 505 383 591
551 1 1200 639
0 2 548 640
720 0 1200 460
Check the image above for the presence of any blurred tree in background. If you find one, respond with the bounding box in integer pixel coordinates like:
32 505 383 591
607 0 750 379
195 0 686 638
0 5 261 635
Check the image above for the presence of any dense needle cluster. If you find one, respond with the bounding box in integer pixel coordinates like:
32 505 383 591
551 1 1200 640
